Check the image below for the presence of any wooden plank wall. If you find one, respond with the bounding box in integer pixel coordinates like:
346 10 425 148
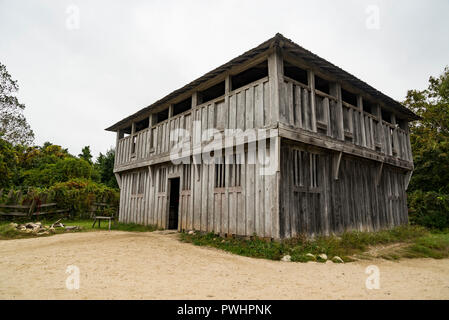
115 77 272 168
118 149 279 238
279 141 409 238
280 77 413 163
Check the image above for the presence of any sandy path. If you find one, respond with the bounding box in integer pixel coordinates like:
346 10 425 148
0 231 448 300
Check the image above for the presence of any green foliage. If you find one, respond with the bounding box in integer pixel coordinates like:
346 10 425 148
0 138 18 188
49 179 119 218
408 190 449 230
404 66 449 229
0 62 34 145
21 157 92 188
78 146 93 164
180 225 430 263
405 66 449 194
180 225 449 262
0 219 158 240
94 149 118 189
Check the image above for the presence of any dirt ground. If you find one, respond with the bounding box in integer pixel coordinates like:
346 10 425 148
1 231 448 300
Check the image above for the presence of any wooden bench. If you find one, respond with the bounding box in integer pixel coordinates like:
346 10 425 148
92 216 114 231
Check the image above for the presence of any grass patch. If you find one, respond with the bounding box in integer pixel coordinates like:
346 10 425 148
180 225 449 262
0 218 159 240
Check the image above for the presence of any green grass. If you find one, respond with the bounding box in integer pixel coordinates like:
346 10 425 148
0 218 159 240
180 225 449 263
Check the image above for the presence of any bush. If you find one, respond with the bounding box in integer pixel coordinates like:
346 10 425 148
49 179 119 218
22 157 92 187
408 190 449 230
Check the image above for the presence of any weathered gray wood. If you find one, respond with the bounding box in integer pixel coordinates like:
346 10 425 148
112 41 414 239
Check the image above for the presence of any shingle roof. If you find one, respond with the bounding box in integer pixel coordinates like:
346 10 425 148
105 33 418 131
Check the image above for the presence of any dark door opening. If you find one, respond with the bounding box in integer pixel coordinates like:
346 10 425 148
168 178 180 230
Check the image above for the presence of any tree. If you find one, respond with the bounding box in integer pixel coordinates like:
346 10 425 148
95 149 118 189
404 66 449 193
0 138 18 189
0 62 34 145
78 146 93 164
404 66 449 229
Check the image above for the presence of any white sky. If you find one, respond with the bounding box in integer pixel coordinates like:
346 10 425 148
1 0 448 158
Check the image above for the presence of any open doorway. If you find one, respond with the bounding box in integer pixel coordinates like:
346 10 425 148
168 178 180 230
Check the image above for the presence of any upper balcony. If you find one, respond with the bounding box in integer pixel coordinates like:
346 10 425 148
279 74 413 169
111 43 416 173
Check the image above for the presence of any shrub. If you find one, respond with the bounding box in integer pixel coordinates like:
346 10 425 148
49 179 119 218
408 190 449 230
22 157 92 187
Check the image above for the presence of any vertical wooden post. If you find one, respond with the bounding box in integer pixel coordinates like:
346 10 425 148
390 113 398 156
191 93 198 108
268 48 283 125
131 122 136 136
373 104 382 119
330 83 344 141
308 70 317 132
357 96 367 147
168 104 174 118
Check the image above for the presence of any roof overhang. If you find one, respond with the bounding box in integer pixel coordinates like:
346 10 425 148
105 33 419 132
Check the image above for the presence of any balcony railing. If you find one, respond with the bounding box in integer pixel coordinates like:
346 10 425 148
114 77 271 168
281 76 413 162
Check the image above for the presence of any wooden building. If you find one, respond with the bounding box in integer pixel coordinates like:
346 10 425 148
106 34 418 239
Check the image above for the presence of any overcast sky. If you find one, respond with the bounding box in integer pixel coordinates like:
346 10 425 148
1 0 448 158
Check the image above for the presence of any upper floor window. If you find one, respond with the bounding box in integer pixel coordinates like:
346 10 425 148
198 81 225 105
135 117 149 132
155 108 169 124
381 109 392 123
283 60 308 86
231 60 268 91
363 99 376 116
314 75 330 95
173 97 192 116
341 88 357 107
397 118 408 131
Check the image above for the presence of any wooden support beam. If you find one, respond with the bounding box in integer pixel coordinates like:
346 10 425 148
196 163 201 181
225 74 231 93
131 122 136 136
308 70 317 132
268 48 283 124
191 92 198 108
404 170 413 190
149 166 154 187
373 104 382 119
114 173 122 189
168 104 174 118
376 162 384 187
330 83 344 140
333 151 343 180
357 96 367 147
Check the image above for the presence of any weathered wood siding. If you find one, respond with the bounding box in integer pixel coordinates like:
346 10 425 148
279 141 409 238
280 77 413 162
117 149 280 238
115 77 272 168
